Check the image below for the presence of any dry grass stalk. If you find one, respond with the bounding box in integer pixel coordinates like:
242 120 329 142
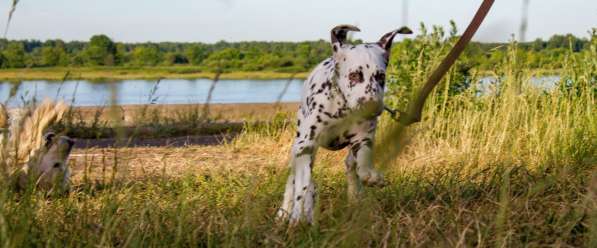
0 103 7 129
1 100 68 166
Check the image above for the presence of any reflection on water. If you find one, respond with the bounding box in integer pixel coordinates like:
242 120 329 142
0 76 561 107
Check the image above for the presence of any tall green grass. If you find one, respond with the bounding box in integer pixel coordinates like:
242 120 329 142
0 29 595 247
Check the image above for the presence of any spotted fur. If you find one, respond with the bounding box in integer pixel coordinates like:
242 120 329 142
278 25 412 223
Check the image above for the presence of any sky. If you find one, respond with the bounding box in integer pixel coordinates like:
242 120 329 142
1 0 595 43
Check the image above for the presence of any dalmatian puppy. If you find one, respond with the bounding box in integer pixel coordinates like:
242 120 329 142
278 25 412 223
17 132 75 191
1 103 75 192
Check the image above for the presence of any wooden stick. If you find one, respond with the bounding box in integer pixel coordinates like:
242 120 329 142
377 0 495 166
397 0 495 126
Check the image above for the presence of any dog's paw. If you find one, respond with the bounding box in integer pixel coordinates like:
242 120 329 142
358 168 386 187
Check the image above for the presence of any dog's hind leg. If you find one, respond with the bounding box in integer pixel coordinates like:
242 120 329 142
344 151 363 202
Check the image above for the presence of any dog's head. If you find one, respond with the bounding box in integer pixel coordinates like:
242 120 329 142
331 25 412 118
22 132 75 191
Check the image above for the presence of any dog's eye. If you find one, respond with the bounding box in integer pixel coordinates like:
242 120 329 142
53 163 61 168
349 71 364 85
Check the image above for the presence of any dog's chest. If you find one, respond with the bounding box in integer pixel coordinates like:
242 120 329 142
301 59 347 117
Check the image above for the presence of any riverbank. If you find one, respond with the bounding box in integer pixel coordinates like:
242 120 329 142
62 102 300 140
0 67 310 81
0 67 564 82
74 102 299 124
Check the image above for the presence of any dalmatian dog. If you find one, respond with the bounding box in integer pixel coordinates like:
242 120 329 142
17 132 75 191
278 25 412 223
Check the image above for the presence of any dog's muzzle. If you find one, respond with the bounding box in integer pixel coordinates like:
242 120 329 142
355 97 384 119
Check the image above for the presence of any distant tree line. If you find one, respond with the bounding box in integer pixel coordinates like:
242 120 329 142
0 32 591 72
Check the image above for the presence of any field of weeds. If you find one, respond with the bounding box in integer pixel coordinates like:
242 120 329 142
1 29 596 247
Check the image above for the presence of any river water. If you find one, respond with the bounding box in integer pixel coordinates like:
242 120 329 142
0 76 560 107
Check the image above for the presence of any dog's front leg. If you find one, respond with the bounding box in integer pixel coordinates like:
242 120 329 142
351 131 385 187
278 141 317 224
278 156 296 220
290 144 317 223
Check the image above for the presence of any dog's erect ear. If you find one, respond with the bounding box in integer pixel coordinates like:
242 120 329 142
378 26 413 52
331 25 360 51
57 136 75 159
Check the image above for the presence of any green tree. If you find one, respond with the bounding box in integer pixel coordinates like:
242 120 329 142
2 42 26 68
41 40 68 66
84 34 117 66
203 48 243 70
132 45 162 66
115 43 129 65
163 52 187 65
531 38 545 51
0 53 6 68
185 44 208 65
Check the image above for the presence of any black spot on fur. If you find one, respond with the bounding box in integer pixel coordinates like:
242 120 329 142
309 125 317 140
332 107 348 118
374 71 386 88
365 83 374 94
343 131 356 140
325 137 350 151
357 97 367 105
351 142 362 155
362 138 373 148
297 146 314 156
321 81 332 90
